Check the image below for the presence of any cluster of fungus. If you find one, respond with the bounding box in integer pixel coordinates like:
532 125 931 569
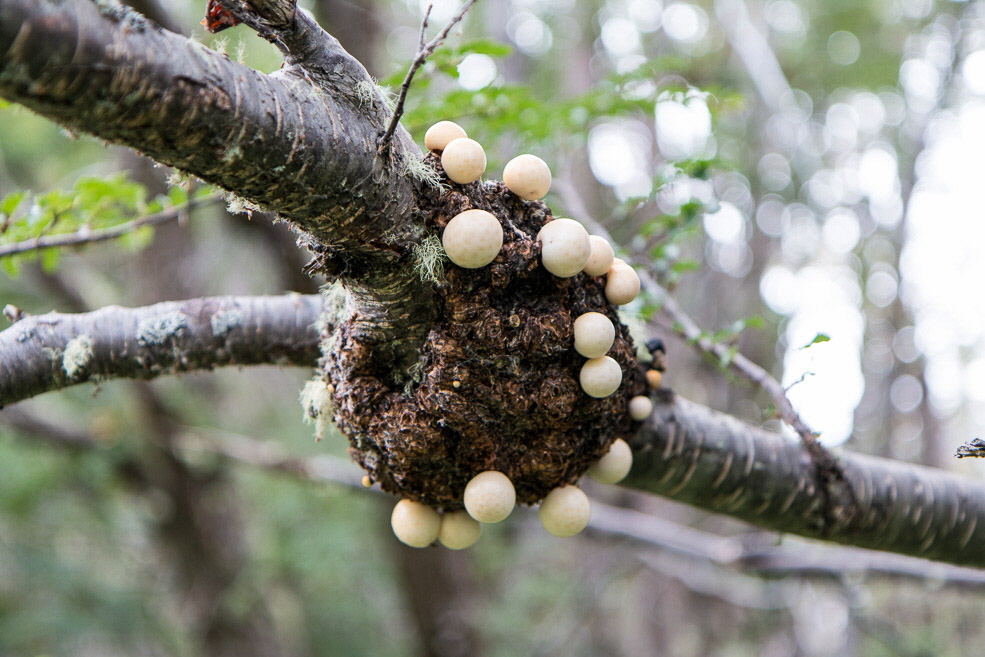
326 120 665 549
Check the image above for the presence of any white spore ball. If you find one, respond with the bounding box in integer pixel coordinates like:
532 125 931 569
442 209 503 269
587 438 633 484
580 355 622 398
605 261 641 305
391 499 441 548
503 154 552 200
438 510 482 550
628 395 654 421
441 138 486 184
537 218 591 277
464 471 516 524
539 485 591 537
573 312 615 358
583 236 615 276
425 121 467 152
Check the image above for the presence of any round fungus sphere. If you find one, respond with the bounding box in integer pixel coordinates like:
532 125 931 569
391 499 441 548
441 138 487 184
583 236 615 276
537 218 591 278
573 312 615 359
539 485 591 537
425 121 467 152
503 154 552 201
605 260 641 305
464 471 516 524
628 395 654 421
579 355 622 398
442 209 503 269
438 510 482 550
646 369 663 389
587 438 633 484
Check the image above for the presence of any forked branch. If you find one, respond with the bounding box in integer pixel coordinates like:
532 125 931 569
378 0 478 152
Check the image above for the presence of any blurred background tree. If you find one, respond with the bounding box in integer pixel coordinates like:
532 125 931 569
2 0 985 655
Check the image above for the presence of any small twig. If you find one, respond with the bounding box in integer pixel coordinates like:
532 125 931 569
0 196 220 259
377 0 478 153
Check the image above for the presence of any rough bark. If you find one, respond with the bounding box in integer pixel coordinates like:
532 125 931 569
0 295 322 407
627 396 985 568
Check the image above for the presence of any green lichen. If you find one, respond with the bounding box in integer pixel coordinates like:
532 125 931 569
62 336 94 379
412 234 447 284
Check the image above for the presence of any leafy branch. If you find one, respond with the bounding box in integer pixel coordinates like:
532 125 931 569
0 195 219 259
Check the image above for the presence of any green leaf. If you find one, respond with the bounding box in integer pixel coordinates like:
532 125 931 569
802 333 831 349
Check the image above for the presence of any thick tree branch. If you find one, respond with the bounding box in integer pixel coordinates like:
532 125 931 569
0 0 435 373
0 294 323 407
4 293 985 567
625 396 985 569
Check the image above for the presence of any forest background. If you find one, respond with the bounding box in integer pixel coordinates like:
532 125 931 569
2 0 985 655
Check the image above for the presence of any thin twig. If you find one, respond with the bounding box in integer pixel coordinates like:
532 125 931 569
0 196 220 259
553 177 825 458
377 0 478 153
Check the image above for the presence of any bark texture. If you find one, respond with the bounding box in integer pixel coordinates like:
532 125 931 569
627 396 985 568
0 295 322 407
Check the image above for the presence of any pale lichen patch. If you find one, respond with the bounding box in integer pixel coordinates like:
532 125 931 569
210 309 244 337
137 312 187 346
63 335 94 379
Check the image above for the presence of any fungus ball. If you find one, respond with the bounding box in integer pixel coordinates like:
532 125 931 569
503 154 552 200
438 510 482 550
464 471 516 524
425 121 467 152
587 438 633 484
605 261 641 305
391 499 441 548
628 395 654 421
579 355 622 398
441 138 486 184
442 209 503 269
646 369 663 389
537 218 591 278
583 236 615 276
539 485 591 537
573 312 615 359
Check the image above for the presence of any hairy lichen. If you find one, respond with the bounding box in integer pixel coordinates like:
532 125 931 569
412 234 447 284
300 378 334 439
62 336 94 379
404 154 447 191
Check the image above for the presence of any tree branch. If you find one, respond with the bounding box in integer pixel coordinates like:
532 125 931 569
0 294 324 408
0 0 435 374
378 0 478 152
624 396 985 569
0 197 219 258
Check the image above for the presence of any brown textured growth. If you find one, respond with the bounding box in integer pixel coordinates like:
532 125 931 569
325 164 646 509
